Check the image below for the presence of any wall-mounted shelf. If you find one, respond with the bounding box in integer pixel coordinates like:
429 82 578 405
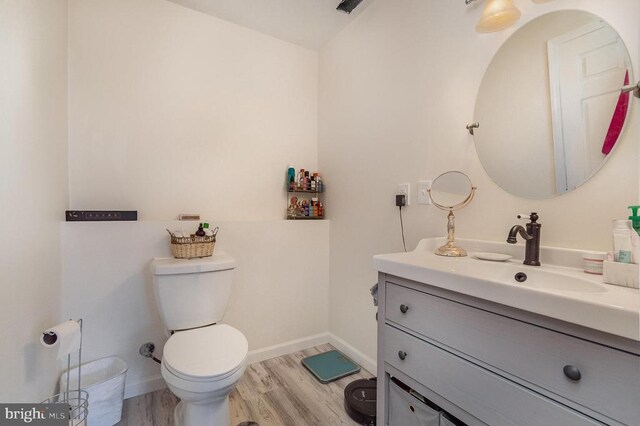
287 215 324 220
287 189 324 194
285 171 325 220
286 188 324 220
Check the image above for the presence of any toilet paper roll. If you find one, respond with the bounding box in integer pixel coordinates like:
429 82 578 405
41 320 81 359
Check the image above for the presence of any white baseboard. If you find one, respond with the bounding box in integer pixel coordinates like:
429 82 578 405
327 333 377 375
246 332 330 365
123 332 376 400
124 374 166 399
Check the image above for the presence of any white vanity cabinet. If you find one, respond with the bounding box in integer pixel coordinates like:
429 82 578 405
376 274 640 426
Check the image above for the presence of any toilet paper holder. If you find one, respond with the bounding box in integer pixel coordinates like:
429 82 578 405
41 319 87 425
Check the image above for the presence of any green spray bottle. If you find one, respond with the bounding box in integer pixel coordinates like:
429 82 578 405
628 205 640 235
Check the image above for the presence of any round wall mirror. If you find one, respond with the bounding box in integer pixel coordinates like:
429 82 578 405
473 10 633 199
428 171 476 257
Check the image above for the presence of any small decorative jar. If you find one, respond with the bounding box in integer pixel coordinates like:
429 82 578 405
582 251 607 275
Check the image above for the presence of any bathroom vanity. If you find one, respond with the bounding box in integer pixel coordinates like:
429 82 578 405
374 238 640 426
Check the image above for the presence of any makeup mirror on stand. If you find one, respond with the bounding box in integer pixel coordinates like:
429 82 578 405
428 171 477 257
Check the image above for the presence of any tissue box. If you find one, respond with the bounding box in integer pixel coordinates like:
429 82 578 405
602 261 639 289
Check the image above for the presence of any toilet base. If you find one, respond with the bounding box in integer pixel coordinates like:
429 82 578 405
173 398 229 426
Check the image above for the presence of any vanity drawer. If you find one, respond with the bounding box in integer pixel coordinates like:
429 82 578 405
386 282 640 424
384 325 603 426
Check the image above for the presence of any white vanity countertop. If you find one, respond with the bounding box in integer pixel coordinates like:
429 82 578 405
374 238 640 341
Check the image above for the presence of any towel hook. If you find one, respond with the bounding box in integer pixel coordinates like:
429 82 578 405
466 122 480 135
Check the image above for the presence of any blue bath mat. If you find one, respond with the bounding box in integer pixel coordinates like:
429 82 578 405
301 350 361 383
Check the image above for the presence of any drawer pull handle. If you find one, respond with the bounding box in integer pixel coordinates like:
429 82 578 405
400 304 410 314
398 351 407 360
563 365 581 381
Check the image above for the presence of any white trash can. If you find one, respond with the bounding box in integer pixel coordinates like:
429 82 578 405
60 356 128 426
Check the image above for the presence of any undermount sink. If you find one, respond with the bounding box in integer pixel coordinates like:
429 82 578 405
373 237 639 341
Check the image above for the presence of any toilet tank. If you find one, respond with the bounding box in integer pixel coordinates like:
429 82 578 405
151 253 236 331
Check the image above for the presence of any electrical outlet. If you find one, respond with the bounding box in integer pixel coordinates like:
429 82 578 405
397 183 410 206
417 180 432 205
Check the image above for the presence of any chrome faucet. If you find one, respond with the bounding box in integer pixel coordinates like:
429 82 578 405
507 212 541 266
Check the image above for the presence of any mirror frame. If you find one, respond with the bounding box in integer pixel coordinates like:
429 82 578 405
429 171 476 211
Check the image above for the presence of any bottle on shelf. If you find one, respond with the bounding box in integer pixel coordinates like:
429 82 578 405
287 164 296 191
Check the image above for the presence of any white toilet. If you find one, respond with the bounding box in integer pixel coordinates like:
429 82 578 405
151 253 248 426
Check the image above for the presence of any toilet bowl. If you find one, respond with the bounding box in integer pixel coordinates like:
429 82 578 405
160 324 248 426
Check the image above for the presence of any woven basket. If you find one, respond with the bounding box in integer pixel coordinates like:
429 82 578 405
170 235 216 259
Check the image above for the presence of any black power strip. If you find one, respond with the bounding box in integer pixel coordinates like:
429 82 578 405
65 210 138 222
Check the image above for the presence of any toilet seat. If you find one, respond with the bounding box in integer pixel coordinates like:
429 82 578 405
163 324 248 382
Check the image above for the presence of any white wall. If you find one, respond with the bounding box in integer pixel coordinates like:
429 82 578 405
0 0 68 402
319 0 639 363
67 0 318 220
61 220 329 398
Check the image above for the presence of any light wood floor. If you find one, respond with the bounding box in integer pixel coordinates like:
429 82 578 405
119 344 373 425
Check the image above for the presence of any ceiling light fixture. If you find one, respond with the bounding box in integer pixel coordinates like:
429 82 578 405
337 0 364 14
475 0 521 33
466 0 554 33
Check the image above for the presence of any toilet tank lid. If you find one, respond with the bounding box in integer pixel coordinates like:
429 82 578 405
151 253 235 275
